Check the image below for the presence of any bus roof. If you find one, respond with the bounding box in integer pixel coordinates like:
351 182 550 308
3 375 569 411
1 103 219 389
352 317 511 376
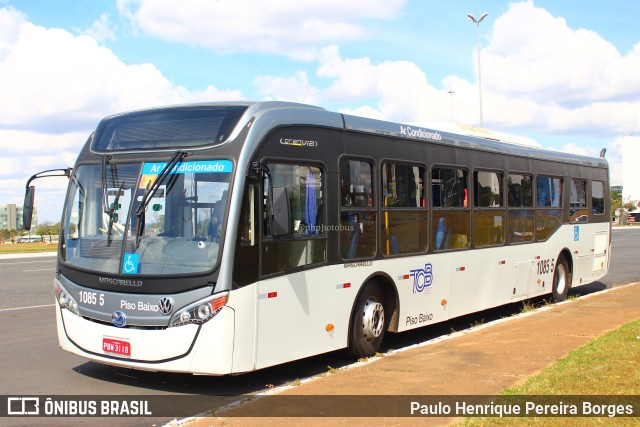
93 101 608 169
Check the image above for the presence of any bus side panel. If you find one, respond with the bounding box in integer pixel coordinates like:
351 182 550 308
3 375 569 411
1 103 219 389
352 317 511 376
254 264 361 370
447 247 517 319
229 284 258 374
592 230 609 276
391 256 450 333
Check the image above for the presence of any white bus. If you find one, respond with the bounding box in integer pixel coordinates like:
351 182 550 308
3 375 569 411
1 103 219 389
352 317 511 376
23 102 610 374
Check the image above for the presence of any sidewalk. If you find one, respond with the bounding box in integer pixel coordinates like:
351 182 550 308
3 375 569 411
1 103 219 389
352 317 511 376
184 282 640 427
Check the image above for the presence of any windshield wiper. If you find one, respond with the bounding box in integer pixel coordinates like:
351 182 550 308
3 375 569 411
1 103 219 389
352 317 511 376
107 180 125 247
135 150 188 246
101 154 112 217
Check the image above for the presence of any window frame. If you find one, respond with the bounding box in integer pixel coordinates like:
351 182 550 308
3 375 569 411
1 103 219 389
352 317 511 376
536 175 563 209
507 172 535 245
535 175 564 242
570 178 588 223
380 160 428 257
591 180 606 216
339 156 378 260
431 164 470 252
472 169 505 248
258 160 328 278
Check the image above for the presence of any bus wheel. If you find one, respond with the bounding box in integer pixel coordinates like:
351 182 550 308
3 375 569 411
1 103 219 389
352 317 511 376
551 256 570 302
345 282 386 359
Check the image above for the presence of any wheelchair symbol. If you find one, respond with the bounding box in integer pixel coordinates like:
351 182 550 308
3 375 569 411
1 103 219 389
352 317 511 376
122 253 139 274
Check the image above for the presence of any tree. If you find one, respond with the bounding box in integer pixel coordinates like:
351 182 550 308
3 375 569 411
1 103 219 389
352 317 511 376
35 222 59 243
623 201 637 212
611 190 622 219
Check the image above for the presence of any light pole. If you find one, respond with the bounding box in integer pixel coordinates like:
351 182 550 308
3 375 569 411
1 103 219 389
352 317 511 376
447 89 455 121
467 12 488 127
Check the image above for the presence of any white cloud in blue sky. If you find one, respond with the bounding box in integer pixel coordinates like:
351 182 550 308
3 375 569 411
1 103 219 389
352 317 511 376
1 0 639 222
117 0 405 58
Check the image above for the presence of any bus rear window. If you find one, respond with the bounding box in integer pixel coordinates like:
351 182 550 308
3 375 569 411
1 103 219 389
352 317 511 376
92 106 247 151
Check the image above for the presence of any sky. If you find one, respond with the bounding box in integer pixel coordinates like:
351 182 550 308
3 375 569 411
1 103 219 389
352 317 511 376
1 0 639 224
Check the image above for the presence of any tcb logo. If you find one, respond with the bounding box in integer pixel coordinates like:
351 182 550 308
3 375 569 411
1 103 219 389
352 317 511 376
409 264 433 293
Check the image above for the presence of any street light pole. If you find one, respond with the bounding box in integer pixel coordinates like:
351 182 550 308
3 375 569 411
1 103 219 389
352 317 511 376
467 12 488 128
447 89 455 121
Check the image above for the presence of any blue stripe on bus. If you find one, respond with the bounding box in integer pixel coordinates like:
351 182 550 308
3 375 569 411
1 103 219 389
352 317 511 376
142 160 233 175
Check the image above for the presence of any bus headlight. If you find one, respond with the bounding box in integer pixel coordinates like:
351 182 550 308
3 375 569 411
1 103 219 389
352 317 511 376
54 278 80 317
168 291 229 327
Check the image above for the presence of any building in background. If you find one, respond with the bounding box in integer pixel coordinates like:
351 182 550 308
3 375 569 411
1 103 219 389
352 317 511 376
0 204 38 230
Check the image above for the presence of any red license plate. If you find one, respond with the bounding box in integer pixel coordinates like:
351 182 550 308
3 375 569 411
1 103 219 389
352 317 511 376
103 338 131 356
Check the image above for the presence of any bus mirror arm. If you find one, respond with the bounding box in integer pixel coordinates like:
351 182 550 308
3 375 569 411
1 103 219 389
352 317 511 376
23 168 72 231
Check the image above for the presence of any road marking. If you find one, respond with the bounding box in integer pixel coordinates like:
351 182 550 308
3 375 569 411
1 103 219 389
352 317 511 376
0 260 55 265
23 268 55 272
0 304 55 313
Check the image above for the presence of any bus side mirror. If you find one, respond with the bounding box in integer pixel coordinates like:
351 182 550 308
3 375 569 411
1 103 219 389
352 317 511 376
272 186 290 236
23 186 35 231
22 167 73 231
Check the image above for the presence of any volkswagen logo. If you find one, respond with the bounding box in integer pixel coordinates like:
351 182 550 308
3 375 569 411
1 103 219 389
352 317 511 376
112 311 127 328
159 297 173 315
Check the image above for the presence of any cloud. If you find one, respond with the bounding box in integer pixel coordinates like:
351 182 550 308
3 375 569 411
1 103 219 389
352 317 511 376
117 0 405 58
80 13 117 43
2 1 637 222
485 1 640 105
481 0 640 135
0 7 243 134
0 6 244 223
254 71 322 105
251 1 640 139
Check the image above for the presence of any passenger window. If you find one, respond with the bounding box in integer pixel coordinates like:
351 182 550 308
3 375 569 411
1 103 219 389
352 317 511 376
592 181 605 215
536 175 563 241
340 159 376 259
432 167 468 207
474 171 503 207
432 211 470 250
507 174 533 208
341 159 373 207
382 163 426 208
381 163 427 255
570 179 588 223
264 164 323 237
473 171 504 247
432 166 469 251
261 163 326 276
537 176 562 208
507 174 534 243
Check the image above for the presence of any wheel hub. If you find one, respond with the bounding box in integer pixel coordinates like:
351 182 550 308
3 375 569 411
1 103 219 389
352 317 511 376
362 297 384 342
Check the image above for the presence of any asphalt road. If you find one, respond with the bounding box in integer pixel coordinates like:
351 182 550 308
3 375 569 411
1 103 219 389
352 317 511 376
1 228 638 426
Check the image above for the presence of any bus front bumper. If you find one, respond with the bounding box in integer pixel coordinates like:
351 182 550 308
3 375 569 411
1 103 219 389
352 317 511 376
56 304 235 375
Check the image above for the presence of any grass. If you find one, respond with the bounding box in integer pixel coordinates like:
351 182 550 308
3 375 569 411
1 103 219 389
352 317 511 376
458 319 640 426
0 242 57 254
519 301 538 314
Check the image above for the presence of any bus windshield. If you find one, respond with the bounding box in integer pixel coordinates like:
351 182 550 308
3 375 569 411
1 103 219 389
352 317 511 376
61 159 233 276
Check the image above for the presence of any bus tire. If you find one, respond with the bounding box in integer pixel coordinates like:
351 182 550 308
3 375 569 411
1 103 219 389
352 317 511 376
551 256 570 302
345 282 386 359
